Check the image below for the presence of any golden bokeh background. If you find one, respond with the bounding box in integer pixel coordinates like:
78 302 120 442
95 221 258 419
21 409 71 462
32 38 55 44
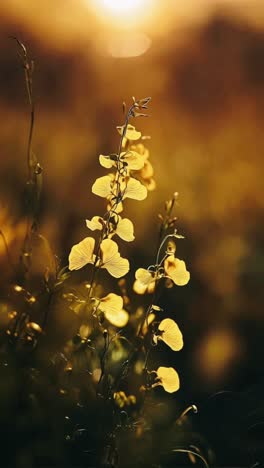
0 3 263 461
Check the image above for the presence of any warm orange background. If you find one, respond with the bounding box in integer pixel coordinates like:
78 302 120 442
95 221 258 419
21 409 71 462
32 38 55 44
0 0 263 403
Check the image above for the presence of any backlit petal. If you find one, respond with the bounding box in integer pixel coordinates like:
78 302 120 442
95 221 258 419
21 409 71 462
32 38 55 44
69 237 95 271
133 279 148 295
131 143 149 161
156 366 180 393
105 308 129 327
140 160 154 179
123 177 147 201
135 268 153 286
86 216 103 231
116 218 135 242
92 175 112 198
117 124 141 141
158 318 183 351
164 256 190 286
99 293 123 315
100 239 129 278
121 151 144 171
99 154 115 169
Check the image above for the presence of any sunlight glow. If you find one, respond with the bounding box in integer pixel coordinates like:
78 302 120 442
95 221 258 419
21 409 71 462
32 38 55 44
91 0 155 28
108 32 152 57
100 0 145 15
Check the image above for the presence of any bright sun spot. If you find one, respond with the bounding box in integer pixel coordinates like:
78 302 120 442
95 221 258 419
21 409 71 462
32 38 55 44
101 0 144 15
90 0 155 28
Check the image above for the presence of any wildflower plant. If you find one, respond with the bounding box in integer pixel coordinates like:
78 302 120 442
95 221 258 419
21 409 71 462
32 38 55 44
66 94 190 395
0 41 205 468
63 94 193 462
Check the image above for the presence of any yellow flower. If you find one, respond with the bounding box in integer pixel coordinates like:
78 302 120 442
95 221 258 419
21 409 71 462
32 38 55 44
164 255 190 286
68 237 95 271
86 215 134 242
95 293 129 327
131 143 156 191
99 154 116 169
92 174 147 202
115 217 135 241
120 151 144 170
100 239 129 278
121 177 147 201
114 391 136 408
133 268 159 294
155 366 180 393
92 175 113 198
117 123 141 141
69 238 129 278
86 216 104 231
99 152 144 171
140 159 154 179
153 318 183 351
130 143 149 161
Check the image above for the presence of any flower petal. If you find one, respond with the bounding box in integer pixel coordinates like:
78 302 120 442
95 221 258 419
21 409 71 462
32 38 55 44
164 256 190 286
69 237 95 271
131 143 149 161
99 293 123 315
100 239 129 278
117 124 141 141
123 177 147 201
156 366 180 393
121 151 144 171
133 279 148 295
99 154 116 169
158 318 183 351
116 218 135 242
141 160 154 179
92 175 112 198
135 268 153 286
86 216 103 231
105 308 129 327
145 178 156 191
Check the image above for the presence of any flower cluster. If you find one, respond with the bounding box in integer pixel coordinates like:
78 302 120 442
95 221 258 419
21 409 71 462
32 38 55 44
133 202 190 393
67 99 190 397
68 97 155 326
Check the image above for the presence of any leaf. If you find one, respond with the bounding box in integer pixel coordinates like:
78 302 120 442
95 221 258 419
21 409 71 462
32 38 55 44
69 237 95 271
116 218 135 242
156 366 180 393
100 239 129 278
92 175 112 198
